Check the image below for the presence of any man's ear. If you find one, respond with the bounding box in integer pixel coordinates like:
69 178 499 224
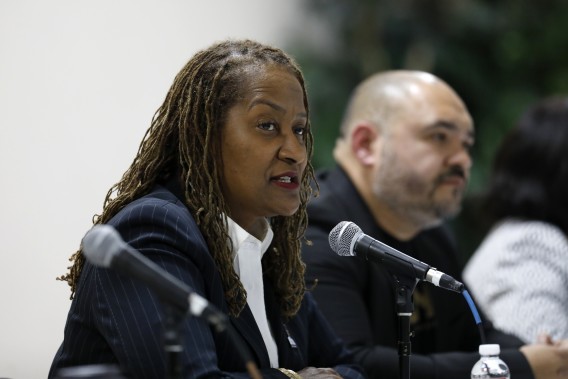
351 123 379 166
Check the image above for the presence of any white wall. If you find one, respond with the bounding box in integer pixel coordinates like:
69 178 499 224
0 1 302 377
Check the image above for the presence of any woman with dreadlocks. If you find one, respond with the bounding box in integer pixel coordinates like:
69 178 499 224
48 39 366 379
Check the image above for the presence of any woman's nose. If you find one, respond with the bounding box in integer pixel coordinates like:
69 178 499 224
278 134 306 164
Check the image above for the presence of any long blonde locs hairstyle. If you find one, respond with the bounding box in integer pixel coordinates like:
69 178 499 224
58 39 316 319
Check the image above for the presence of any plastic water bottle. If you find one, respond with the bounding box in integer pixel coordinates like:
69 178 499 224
471 344 510 379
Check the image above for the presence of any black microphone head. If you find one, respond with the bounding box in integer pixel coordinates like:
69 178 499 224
82 225 123 268
329 221 362 256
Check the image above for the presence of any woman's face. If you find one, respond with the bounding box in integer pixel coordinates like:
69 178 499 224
220 65 308 236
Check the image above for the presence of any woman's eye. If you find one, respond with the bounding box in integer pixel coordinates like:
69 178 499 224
259 122 277 131
294 126 306 136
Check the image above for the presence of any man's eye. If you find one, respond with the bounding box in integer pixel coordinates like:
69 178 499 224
259 122 277 131
432 133 447 142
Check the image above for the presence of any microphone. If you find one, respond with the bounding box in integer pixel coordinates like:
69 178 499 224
82 224 228 331
329 221 464 293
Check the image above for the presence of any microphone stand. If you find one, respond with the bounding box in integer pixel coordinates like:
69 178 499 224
393 275 419 379
163 304 185 379
162 303 263 379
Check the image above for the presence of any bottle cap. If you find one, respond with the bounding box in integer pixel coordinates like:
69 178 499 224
479 344 500 356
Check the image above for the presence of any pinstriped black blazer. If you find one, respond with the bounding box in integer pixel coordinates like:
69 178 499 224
49 183 366 379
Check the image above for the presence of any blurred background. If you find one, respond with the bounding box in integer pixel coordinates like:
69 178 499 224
2 0 568 377
286 0 568 261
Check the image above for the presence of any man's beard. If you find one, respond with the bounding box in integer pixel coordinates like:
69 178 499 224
373 153 465 230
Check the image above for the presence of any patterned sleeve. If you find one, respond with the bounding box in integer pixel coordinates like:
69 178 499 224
464 220 568 343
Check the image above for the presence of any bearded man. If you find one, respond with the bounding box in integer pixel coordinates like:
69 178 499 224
302 70 568 379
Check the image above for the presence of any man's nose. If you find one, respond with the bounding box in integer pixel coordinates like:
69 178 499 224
447 147 472 174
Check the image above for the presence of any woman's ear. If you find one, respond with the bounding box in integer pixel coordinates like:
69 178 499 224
351 123 380 166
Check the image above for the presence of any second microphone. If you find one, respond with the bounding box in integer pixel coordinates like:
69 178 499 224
328 221 464 293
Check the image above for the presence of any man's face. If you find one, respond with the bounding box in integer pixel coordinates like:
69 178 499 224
372 83 474 229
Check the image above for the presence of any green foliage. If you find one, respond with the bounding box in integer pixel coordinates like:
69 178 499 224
288 0 568 259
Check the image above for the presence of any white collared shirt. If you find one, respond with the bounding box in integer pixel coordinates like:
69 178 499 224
227 217 279 368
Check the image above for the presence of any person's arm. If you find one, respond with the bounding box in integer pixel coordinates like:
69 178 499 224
96 199 290 378
480 232 568 343
301 292 366 379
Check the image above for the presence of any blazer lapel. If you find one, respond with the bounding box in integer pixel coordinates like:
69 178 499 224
229 304 271 368
264 282 304 369
228 282 305 369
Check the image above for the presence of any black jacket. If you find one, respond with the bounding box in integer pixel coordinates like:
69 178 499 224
50 183 366 379
302 166 533 379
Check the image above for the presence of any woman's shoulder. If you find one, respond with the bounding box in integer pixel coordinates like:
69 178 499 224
115 185 193 221
487 219 568 256
128 185 187 208
108 185 207 250
493 219 566 242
